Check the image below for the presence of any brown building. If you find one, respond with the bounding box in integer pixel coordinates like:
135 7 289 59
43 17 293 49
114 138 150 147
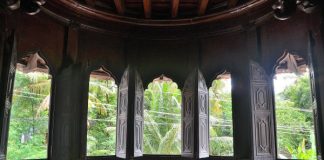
0 0 323 159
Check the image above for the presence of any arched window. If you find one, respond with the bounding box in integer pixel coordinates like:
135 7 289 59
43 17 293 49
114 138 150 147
273 53 317 159
86 68 117 156
209 72 233 156
143 75 182 155
7 53 51 159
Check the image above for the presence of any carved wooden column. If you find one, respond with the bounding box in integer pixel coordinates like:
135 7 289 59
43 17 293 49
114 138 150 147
249 61 276 160
182 69 209 159
49 64 89 160
116 66 144 159
0 30 16 160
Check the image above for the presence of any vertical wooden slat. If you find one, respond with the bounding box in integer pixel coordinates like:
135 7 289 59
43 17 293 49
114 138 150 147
171 0 180 18
116 67 144 159
182 70 195 158
0 32 16 160
116 68 129 159
250 61 276 160
182 69 209 158
134 70 144 157
197 0 209 16
143 0 152 18
308 32 322 159
114 0 126 15
197 70 209 158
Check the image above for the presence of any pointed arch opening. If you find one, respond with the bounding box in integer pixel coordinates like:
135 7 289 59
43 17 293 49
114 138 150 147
143 75 182 155
273 52 318 159
86 67 118 156
209 72 233 156
7 53 52 159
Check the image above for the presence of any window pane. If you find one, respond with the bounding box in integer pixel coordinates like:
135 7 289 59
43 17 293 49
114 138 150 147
274 69 317 159
7 70 51 159
143 81 181 154
87 75 117 156
209 75 233 156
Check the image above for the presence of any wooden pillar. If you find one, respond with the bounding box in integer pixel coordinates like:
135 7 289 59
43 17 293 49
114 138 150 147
310 19 324 159
48 23 88 160
0 28 16 160
49 64 89 160
231 61 253 159
116 66 144 159
181 68 209 159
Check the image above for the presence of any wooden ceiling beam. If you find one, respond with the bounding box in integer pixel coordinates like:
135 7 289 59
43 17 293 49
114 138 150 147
171 0 180 18
114 0 126 15
143 0 152 18
197 0 209 16
228 0 238 8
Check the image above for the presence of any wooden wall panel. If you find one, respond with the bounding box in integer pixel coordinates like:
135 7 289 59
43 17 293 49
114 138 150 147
78 30 125 81
260 11 310 74
200 30 258 87
16 13 65 74
128 39 199 89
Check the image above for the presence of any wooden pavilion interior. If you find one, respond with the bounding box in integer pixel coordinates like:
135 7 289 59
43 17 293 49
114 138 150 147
0 0 324 159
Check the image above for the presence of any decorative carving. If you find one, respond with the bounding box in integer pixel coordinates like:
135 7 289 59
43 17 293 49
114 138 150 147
197 70 209 158
118 91 128 115
116 68 129 158
134 71 144 157
255 114 271 155
250 61 275 159
252 85 269 110
272 0 297 20
117 119 127 155
298 0 318 13
272 0 318 20
183 123 193 153
134 121 142 153
182 71 195 157
199 118 208 152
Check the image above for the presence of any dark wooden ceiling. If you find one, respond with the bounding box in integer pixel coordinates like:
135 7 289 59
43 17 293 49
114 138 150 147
77 0 247 19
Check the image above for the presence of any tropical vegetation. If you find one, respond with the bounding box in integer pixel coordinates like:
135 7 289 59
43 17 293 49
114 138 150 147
6 69 318 159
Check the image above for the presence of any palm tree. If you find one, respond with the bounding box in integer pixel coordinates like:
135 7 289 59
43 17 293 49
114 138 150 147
143 81 181 154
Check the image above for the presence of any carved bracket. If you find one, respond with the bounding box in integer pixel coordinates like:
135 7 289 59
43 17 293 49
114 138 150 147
5 0 46 15
272 0 319 20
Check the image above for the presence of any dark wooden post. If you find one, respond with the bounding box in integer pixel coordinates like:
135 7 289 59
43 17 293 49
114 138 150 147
48 23 89 160
0 28 16 160
310 26 324 159
116 66 144 159
49 64 89 160
182 68 209 159
231 62 253 159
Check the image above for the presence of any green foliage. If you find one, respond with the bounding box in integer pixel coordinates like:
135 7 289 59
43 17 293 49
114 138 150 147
275 73 317 159
7 70 318 159
209 78 233 156
87 77 117 156
7 71 51 160
143 81 181 154
287 139 316 160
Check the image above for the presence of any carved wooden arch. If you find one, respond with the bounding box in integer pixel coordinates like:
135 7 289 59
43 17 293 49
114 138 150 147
207 69 232 89
86 65 120 86
17 51 54 75
144 74 181 90
142 73 184 91
272 50 308 76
